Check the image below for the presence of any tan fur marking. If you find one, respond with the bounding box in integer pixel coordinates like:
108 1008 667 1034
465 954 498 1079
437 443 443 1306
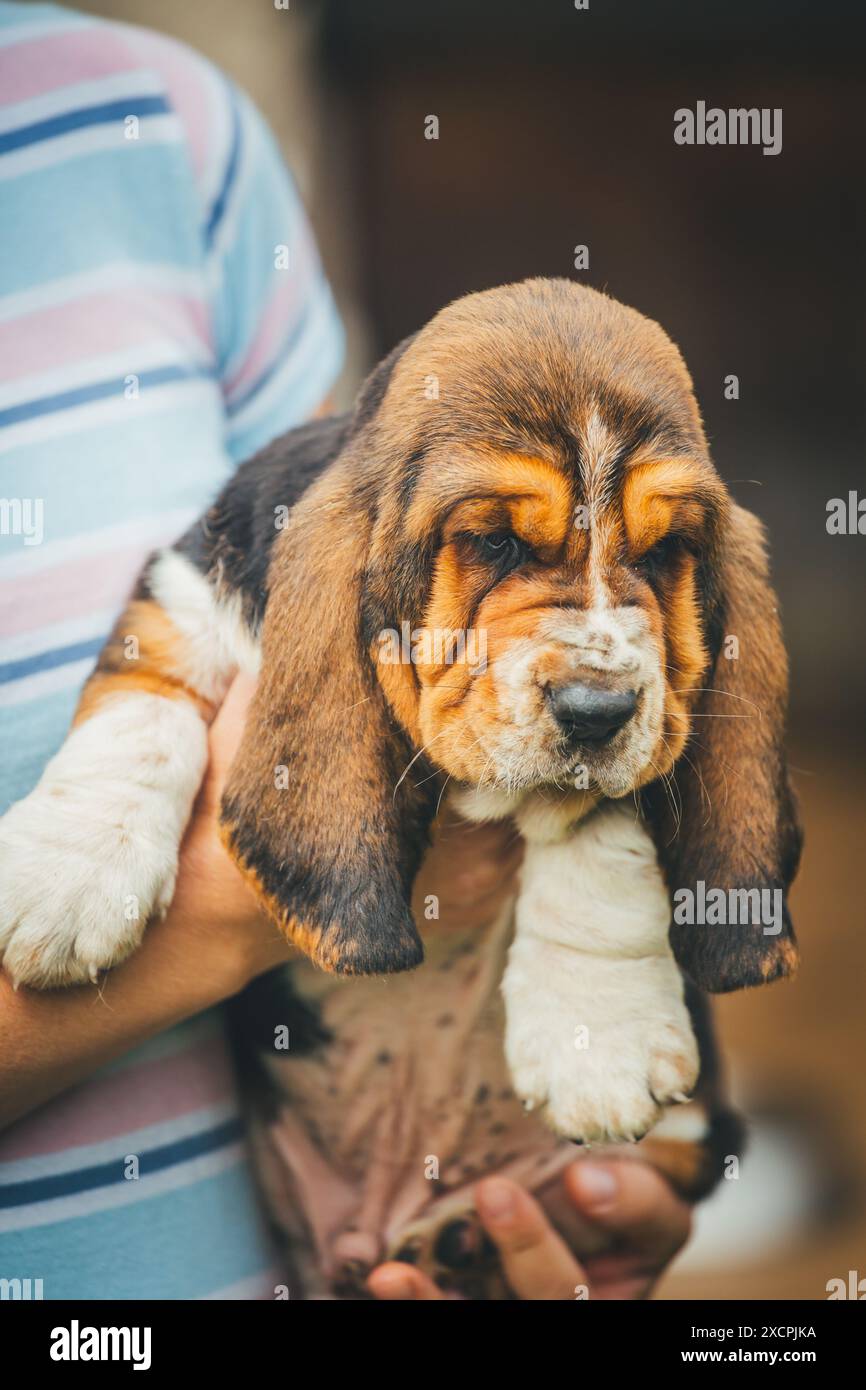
73 599 216 726
638 1136 712 1201
622 459 711 556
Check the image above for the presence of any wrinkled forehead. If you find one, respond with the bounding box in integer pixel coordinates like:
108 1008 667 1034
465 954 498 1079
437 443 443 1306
378 281 717 530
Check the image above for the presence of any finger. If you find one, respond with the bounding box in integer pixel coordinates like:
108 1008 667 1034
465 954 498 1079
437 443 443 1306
367 1263 447 1300
475 1177 588 1300
565 1159 692 1265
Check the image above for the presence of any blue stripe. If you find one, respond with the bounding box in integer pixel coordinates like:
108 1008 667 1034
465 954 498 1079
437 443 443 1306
0 363 214 430
0 95 170 156
205 83 242 246
0 636 103 686
0 1161 273 1300
0 1117 244 1208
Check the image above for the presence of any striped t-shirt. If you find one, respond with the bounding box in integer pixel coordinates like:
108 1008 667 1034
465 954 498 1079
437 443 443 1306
0 2 343 1298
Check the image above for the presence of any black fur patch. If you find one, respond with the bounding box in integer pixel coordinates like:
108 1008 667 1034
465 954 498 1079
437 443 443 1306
226 966 332 1120
176 413 352 632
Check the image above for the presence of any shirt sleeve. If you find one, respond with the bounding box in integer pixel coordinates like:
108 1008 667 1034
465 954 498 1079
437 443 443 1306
200 78 345 464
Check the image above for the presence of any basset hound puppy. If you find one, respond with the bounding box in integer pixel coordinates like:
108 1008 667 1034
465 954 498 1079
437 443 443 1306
0 278 801 1297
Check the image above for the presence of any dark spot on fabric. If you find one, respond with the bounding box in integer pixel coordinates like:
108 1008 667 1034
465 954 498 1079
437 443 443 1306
489 1122 506 1135
376 1050 392 1064
475 1084 490 1103
436 1013 456 1028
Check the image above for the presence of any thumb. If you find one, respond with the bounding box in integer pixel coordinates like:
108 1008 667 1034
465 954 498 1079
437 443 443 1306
565 1159 692 1265
204 672 258 788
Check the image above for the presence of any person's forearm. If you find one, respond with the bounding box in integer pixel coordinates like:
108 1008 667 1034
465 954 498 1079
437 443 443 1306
0 892 247 1132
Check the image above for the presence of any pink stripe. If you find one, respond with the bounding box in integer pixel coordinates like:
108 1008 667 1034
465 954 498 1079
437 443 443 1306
0 1034 237 1161
1 540 160 638
0 27 148 106
0 291 211 387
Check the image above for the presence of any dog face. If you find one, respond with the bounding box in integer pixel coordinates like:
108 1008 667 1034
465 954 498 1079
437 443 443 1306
362 284 725 803
221 279 801 991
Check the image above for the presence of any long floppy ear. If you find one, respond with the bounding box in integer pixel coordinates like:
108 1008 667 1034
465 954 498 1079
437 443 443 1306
643 502 803 993
220 343 439 976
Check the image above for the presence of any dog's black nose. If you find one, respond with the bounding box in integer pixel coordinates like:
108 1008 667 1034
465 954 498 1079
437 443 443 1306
547 682 637 745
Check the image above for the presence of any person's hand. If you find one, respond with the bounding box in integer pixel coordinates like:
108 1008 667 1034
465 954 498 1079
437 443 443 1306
367 1159 692 1300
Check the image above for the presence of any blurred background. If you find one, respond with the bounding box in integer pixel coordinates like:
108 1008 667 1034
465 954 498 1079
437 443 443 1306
72 0 864 1299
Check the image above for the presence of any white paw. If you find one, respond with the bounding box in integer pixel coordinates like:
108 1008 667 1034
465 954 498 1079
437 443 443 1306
503 799 700 1143
503 945 699 1143
0 695 207 989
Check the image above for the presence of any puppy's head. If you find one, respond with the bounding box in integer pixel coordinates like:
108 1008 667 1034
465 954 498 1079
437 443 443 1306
223 279 801 988
364 279 723 803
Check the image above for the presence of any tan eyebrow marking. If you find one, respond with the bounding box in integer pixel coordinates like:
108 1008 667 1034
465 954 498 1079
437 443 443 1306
622 458 707 552
405 449 571 543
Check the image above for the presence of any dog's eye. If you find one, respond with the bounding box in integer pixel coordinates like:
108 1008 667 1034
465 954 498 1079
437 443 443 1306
475 531 528 570
632 534 681 578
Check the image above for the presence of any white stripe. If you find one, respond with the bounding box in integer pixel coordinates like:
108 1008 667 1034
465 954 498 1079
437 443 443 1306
0 375 219 454
0 71 165 135
0 1143 245 1232
0 1102 239 1185
0 340 213 412
0 656 95 709
0 112 180 180
0 509 196 581
0 607 117 664
0 262 205 324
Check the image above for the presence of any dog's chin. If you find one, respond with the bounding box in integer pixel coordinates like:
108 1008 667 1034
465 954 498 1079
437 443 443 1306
466 750 642 801
549 734 646 800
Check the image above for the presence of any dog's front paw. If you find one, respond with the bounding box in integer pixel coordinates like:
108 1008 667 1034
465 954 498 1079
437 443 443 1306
503 945 699 1144
0 696 208 988
0 784 178 988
